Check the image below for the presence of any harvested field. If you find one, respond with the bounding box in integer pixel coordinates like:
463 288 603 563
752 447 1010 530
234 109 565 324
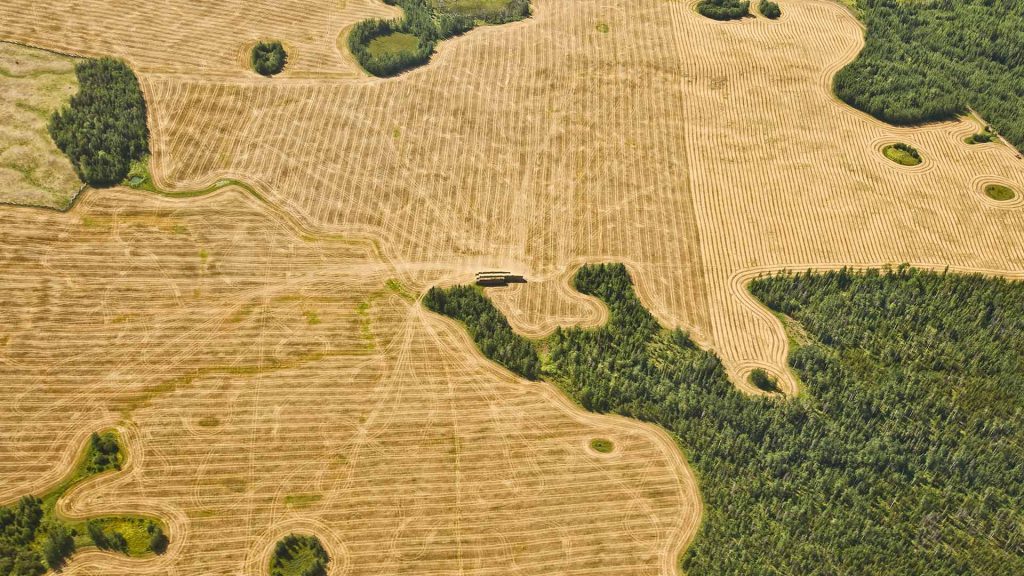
0 189 697 576
0 0 399 79
134 0 1024 393
0 42 81 209
485 271 607 338
3 0 1024 572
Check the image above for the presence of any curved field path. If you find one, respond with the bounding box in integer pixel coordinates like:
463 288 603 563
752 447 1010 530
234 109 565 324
2 0 1024 573
486 266 608 338
0 189 696 576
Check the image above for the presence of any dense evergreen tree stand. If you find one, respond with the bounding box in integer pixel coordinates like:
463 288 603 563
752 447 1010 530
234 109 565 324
697 0 750 20
428 264 1024 574
252 41 287 76
836 0 1024 149
48 58 149 188
423 285 540 379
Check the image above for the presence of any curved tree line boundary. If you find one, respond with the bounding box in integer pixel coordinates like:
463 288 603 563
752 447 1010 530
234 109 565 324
425 263 1024 574
348 0 530 77
834 0 1024 150
0 431 170 575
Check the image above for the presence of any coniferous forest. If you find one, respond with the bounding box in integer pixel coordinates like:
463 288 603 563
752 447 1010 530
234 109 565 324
423 285 540 379
427 264 1024 574
836 0 1024 148
48 58 149 188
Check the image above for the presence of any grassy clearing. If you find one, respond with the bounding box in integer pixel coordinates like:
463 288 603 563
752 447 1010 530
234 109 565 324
89 517 162 556
385 278 416 301
430 0 516 18
589 438 614 453
985 184 1016 201
366 33 421 59
882 143 922 166
124 155 248 200
0 42 81 209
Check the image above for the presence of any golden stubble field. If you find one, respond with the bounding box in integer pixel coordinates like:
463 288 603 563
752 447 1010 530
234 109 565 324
0 189 695 576
2 0 1024 573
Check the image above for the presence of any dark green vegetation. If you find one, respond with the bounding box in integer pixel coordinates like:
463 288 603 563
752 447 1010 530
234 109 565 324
48 58 148 188
348 0 529 77
430 263 1024 574
0 431 167 576
252 41 287 77
965 128 996 145
270 534 329 576
985 184 1017 201
696 0 750 21
589 438 614 453
747 368 778 392
835 0 1024 148
84 431 121 474
882 142 922 166
423 285 540 379
758 0 780 19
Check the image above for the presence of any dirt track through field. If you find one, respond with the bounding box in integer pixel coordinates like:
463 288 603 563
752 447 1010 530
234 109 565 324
0 189 697 576
2 0 1024 572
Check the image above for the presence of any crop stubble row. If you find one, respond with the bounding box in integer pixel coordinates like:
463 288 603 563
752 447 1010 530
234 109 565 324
2 0 1024 572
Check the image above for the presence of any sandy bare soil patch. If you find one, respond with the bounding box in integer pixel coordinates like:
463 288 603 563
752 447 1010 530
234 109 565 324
0 42 81 208
0 188 696 576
